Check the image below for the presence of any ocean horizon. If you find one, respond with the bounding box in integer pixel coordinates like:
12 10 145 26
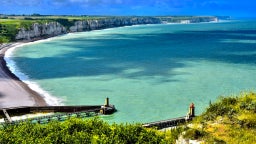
5 20 256 123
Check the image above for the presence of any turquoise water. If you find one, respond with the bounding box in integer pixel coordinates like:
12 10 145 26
10 20 256 123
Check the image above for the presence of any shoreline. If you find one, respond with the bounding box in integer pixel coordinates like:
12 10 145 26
0 20 221 109
0 43 47 108
0 25 148 109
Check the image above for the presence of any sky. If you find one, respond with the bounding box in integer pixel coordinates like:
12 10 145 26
0 0 255 17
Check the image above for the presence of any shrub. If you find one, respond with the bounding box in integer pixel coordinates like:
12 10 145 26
183 128 206 140
0 117 174 143
191 92 256 143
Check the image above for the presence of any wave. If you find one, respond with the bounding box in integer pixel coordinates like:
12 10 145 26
4 42 63 106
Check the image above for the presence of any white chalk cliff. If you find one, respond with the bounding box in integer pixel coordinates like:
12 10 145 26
15 17 161 41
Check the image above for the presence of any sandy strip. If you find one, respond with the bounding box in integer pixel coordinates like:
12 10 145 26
0 43 47 108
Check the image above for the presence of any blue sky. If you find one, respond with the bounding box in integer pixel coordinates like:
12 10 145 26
0 0 255 17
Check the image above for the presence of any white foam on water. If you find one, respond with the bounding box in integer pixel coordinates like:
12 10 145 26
4 42 63 106
0 113 55 124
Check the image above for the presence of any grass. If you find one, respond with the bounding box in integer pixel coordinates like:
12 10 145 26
184 92 256 143
0 15 130 43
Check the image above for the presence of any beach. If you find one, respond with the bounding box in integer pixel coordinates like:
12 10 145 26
0 43 46 108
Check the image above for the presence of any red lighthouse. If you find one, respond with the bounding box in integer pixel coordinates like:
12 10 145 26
189 103 195 117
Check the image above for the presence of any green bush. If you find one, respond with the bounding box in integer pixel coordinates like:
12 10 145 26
202 96 238 121
0 117 174 143
190 92 256 143
183 128 206 140
55 18 75 28
0 23 18 43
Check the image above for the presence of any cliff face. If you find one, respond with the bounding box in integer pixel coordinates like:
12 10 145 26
15 22 67 40
159 16 218 24
69 17 162 32
15 17 161 41
14 16 217 41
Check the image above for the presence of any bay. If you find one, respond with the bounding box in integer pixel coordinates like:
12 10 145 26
11 20 256 123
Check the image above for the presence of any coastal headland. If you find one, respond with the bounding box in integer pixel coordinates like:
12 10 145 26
0 15 220 108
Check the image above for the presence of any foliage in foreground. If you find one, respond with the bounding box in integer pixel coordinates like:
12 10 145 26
1 92 255 143
184 92 256 143
0 117 179 144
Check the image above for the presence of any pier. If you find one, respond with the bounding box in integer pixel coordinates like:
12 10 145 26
143 103 195 129
1 99 196 130
0 98 116 124
5 110 99 124
143 117 188 129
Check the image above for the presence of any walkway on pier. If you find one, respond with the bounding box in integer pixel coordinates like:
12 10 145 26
143 103 196 129
0 98 116 123
143 116 191 129
0 106 101 124
7 110 100 125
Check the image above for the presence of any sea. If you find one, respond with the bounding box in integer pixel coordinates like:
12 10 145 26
5 19 256 123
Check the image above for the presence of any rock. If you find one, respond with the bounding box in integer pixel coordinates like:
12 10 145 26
69 17 161 32
15 22 67 41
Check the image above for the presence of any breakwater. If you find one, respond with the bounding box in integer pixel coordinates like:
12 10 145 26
0 98 116 123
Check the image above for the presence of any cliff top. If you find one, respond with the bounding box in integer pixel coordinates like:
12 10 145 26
1 15 218 43
182 92 256 143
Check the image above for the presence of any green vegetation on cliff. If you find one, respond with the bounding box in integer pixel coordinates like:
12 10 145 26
0 15 101 43
0 19 51 43
183 92 256 143
0 19 19 43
